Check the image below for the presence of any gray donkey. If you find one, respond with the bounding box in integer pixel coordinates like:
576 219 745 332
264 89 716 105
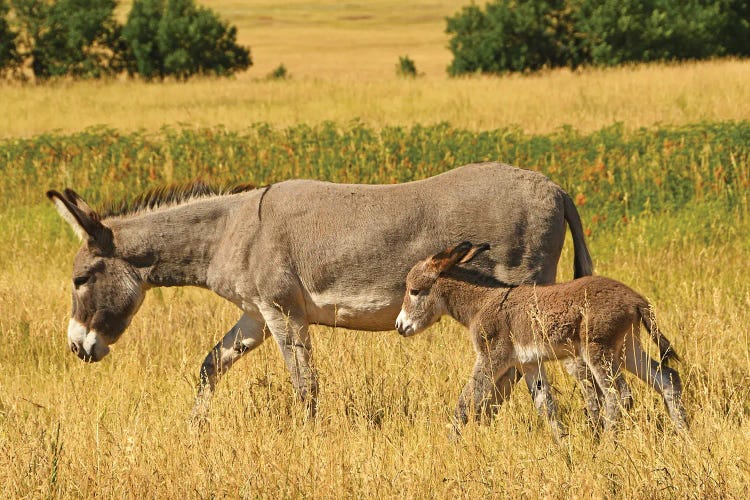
396 242 688 434
47 162 595 421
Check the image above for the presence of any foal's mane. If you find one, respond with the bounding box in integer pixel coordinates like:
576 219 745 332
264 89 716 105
99 180 257 218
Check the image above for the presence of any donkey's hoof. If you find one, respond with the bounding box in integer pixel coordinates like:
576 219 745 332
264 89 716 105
188 406 211 433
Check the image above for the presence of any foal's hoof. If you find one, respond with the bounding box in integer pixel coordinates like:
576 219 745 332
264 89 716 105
188 415 209 433
550 422 569 442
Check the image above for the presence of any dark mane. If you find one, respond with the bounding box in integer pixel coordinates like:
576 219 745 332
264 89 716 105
99 180 257 218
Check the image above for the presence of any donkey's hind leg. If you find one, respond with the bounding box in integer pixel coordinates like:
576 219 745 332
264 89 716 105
192 312 269 423
624 336 688 431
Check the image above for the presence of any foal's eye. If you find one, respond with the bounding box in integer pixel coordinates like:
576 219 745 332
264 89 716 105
409 289 420 297
73 276 89 288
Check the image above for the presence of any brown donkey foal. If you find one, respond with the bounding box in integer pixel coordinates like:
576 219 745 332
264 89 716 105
395 242 688 434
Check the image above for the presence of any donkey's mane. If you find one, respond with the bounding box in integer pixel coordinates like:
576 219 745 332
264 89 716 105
99 180 257 218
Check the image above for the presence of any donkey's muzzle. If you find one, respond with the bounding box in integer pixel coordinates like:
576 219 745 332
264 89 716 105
67 319 110 362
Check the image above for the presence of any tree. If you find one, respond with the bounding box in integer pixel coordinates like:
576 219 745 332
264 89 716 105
12 0 123 80
123 0 251 80
122 0 164 79
0 0 21 76
446 0 583 75
575 0 731 65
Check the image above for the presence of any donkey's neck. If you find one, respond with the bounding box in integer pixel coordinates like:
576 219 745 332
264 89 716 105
435 276 507 328
109 196 240 289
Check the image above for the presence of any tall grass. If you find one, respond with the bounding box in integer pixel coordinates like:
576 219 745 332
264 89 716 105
0 203 748 496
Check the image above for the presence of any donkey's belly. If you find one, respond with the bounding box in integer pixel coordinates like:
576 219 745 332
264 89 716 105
305 288 403 331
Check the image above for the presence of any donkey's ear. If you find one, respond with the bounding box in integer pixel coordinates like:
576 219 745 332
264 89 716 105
47 190 113 250
431 241 474 274
459 242 490 264
63 188 99 221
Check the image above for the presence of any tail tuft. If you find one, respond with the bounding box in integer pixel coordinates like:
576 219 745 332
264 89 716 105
640 306 680 365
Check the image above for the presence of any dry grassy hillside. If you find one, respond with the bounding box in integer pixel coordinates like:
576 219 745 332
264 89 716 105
1 1 749 137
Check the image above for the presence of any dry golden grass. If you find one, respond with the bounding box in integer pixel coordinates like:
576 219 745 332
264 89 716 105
3 59 750 138
1 0 750 137
1 204 749 497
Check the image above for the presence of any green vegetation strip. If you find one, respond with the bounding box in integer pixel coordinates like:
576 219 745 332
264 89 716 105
1 121 748 230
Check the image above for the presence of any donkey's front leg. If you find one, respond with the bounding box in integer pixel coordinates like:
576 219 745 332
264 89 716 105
192 312 269 424
260 303 318 417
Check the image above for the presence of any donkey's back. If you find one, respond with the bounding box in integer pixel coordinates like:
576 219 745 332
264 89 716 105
251 162 592 330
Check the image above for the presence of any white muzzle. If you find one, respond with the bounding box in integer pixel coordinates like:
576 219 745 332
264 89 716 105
395 309 416 337
68 319 110 362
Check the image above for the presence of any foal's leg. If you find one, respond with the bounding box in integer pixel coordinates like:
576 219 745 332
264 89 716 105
536 269 603 428
562 357 605 428
192 312 269 422
455 355 510 425
260 302 318 417
522 363 567 439
488 366 522 413
624 337 688 431
582 344 623 431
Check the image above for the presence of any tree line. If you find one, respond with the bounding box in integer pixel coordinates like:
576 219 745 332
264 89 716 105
446 0 750 75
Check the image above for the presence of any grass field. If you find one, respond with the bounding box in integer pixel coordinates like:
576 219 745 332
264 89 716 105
1 0 750 497
1 122 749 496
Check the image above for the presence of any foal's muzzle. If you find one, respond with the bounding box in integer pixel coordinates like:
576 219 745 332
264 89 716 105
395 310 415 337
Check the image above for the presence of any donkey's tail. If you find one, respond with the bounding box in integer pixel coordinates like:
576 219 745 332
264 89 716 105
562 191 594 279
639 305 680 364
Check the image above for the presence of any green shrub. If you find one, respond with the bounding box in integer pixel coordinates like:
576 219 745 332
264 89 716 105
396 55 418 77
121 0 164 79
267 63 288 80
123 0 251 80
719 0 750 56
3 0 250 81
576 0 732 65
446 0 583 75
446 0 750 75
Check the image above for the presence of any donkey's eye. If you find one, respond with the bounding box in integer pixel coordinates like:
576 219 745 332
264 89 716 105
409 289 420 297
73 276 89 288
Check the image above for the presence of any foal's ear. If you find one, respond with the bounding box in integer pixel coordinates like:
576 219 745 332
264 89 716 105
459 242 490 264
47 190 113 251
431 241 474 274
